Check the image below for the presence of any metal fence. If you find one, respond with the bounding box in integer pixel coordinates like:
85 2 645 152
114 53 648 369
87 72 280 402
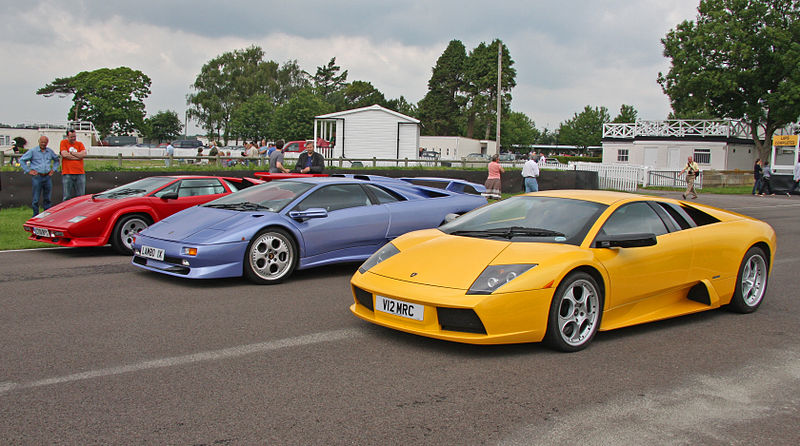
647 170 704 190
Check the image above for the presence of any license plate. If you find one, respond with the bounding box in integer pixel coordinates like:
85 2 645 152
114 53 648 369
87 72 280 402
140 245 165 261
33 227 50 237
375 295 424 321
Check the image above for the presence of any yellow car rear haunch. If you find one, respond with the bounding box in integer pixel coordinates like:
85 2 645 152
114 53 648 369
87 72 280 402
350 190 775 352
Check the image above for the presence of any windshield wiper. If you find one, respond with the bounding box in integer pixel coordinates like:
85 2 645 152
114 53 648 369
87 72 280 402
450 226 565 239
97 188 147 198
204 202 272 211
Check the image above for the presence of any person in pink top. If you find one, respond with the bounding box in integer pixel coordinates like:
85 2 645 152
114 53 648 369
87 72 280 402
483 154 505 200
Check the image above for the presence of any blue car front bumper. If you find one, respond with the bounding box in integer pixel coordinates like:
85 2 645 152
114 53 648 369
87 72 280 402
131 236 249 280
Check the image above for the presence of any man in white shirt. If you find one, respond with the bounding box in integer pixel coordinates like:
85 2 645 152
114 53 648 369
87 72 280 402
521 152 540 192
165 142 174 167
790 155 800 196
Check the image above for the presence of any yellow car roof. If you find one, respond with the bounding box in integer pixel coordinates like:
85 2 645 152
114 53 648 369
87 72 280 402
520 189 648 205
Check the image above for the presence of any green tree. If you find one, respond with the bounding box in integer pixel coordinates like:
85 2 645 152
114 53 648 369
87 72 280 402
463 39 516 139
272 60 312 105
187 46 281 144
230 94 274 142
502 111 540 148
536 128 559 145
612 104 639 123
658 0 800 159
37 67 152 138
142 110 183 142
417 40 468 136
270 89 333 141
558 105 611 148
314 57 348 101
341 80 387 109
385 96 418 117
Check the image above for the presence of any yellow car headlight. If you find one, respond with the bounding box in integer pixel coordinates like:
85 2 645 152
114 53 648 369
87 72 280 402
358 243 400 273
467 264 537 295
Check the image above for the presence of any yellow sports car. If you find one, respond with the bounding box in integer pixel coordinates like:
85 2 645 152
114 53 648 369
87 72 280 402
350 190 776 351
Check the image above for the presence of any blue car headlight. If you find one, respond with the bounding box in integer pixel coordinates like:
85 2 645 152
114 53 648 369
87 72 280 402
467 264 537 295
358 243 400 273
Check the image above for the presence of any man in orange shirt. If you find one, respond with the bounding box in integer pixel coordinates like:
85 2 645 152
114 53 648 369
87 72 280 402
60 129 87 201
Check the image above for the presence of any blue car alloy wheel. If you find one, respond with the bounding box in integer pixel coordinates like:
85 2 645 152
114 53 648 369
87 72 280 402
243 228 298 284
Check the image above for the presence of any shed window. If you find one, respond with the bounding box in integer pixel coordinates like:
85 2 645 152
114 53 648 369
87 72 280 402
617 149 629 162
693 148 711 164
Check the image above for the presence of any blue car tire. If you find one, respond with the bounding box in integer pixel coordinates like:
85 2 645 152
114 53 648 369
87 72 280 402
244 228 297 284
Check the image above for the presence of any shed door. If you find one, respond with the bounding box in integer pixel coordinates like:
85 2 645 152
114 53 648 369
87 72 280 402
643 147 658 168
667 148 681 170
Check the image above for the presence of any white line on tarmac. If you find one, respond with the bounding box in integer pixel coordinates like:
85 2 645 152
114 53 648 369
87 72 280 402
0 327 362 396
0 246 74 254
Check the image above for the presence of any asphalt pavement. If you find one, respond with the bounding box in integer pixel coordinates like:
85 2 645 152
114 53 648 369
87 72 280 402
0 191 798 445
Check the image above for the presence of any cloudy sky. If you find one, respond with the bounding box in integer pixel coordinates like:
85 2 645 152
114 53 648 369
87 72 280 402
1 0 701 134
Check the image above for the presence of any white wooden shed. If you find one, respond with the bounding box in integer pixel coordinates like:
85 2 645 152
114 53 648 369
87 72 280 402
314 105 420 162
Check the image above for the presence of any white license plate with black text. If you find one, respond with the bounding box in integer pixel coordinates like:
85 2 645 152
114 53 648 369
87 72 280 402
140 245 165 261
376 295 424 321
33 227 50 237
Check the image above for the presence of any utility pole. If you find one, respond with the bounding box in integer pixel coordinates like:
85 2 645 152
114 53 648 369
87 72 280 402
495 42 502 155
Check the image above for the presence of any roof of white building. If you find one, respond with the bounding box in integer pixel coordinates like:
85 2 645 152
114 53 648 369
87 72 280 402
316 104 419 124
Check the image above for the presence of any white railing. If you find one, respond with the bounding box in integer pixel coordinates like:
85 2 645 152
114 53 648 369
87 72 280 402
603 120 751 139
567 162 645 192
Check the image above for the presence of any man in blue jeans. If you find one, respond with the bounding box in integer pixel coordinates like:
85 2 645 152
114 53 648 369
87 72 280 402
18 135 60 216
60 129 87 201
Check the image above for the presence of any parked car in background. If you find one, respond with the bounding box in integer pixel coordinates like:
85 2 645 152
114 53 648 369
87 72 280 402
499 153 516 162
464 153 490 161
172 140 205 149
283 139 331 153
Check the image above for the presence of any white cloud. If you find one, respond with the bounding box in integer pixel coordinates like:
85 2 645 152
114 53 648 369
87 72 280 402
0 0 700 134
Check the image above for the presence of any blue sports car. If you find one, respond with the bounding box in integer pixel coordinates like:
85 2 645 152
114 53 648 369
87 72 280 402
131 175 488 284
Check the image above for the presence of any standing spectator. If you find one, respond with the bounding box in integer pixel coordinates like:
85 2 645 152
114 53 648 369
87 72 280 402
521 152 540 193
60 129 86 201
679 155 700 199
165 141 175 167
791 155 800 196
539 153 546 164
196 147 204 164
293 141 325 173
257 139 269 165
752 158 762 195
247 143 259 166
208 141 219 157
19 135 60 216
482 154 505 200
9 140 22 166
759 161 774 196
269 140 289 173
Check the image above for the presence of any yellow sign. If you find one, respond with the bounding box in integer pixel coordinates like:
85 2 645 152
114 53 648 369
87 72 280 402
772 135 799 146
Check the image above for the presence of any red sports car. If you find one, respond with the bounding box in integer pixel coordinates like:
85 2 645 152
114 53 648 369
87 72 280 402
23 175 262 254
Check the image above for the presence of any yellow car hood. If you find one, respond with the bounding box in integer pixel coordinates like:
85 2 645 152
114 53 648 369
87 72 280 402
369 229 583 290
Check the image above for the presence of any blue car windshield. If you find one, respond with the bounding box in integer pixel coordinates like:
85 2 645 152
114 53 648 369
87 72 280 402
203 180 314 212
439 196 607 245
93 177 175 199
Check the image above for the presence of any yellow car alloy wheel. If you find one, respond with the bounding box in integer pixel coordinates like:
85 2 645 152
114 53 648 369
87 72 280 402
545 271 603 352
